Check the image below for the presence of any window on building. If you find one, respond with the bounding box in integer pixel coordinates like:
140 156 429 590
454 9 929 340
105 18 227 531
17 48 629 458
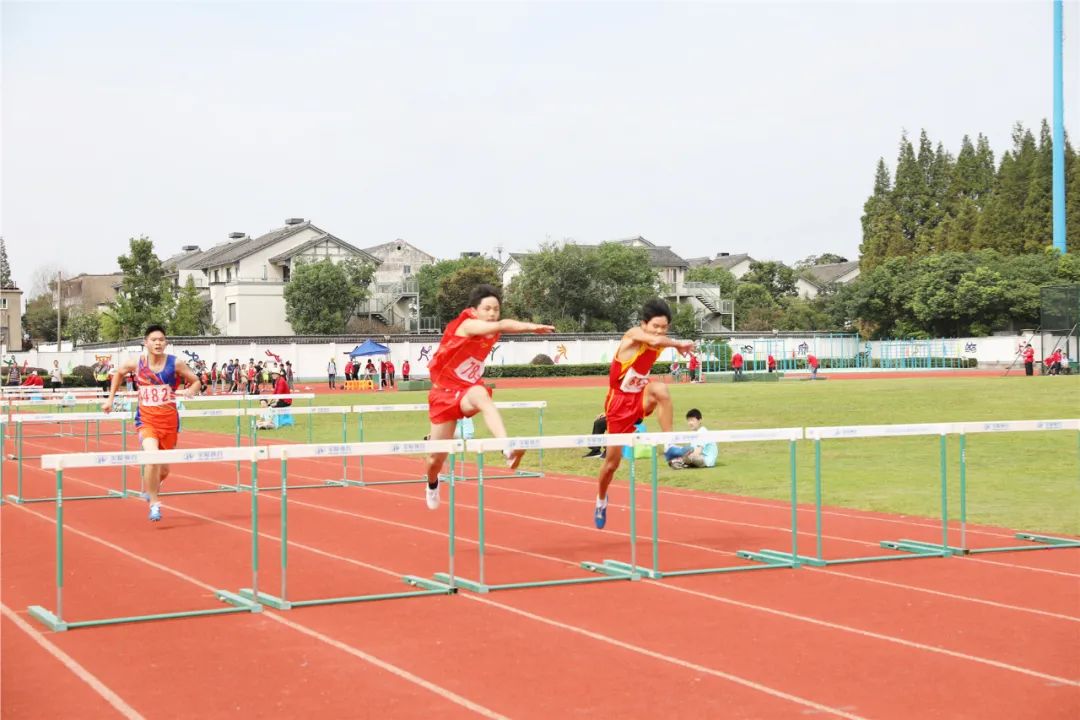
226 268 232 282
0 298 7 310
228 303 236 322
403 265 411 276
282 265 291 283
213 270 220 283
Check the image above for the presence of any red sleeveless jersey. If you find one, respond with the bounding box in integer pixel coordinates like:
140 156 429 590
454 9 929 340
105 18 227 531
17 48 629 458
604 343 659 433
428 308 500 391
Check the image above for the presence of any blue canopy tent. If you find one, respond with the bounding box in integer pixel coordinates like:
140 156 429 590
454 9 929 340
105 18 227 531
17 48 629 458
345 339 390 357
344 339 391 389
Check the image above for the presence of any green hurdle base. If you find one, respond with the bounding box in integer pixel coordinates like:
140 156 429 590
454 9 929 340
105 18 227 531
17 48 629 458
27 591 260 632
7 492 120 505
433 568 639 594
753 545 951 567
237 576 454 610
886 533 1080 556
591 553 799 580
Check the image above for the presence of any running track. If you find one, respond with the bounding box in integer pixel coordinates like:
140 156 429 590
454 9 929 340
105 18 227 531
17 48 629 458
2 429 1078 719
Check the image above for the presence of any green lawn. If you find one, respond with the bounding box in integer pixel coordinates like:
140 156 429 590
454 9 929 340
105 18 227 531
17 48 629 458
178 376 1080 535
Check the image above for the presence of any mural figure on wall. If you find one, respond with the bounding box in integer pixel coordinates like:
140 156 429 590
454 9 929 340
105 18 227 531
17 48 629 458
418 345 432 365
554 344 568 363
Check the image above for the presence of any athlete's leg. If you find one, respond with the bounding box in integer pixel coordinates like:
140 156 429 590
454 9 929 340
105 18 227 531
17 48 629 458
642 381 674 432
460 385 525 469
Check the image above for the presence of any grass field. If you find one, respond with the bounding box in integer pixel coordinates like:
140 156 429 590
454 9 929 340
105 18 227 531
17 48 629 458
53 375 1074 535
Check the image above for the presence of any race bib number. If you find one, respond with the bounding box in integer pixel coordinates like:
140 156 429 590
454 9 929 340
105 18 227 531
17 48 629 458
138 384 173 407
619 367 651 393
454 357 486 384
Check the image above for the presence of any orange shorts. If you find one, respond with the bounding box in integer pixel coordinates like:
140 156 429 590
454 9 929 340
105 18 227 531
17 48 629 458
428 384 491 425
604 390 650 435
138 425 178 451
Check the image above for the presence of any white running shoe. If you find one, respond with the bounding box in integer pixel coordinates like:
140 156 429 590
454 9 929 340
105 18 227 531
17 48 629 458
425 484 440 510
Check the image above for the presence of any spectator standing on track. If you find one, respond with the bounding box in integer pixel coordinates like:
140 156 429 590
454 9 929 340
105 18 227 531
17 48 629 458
1022 344 1035 376
402 360 411 381
49 361 63 390
767 354 776 373
328 358 338 389
731 351 743 378
808 353 820 380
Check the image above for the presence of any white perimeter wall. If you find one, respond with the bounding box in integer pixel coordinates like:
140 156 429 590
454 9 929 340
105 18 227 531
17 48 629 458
14 334 1073 380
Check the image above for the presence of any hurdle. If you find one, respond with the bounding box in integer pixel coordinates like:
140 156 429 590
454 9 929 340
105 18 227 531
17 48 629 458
884 418 1080 556
6 412 135 504
587 427 805 579
349 401 547 486
757 422 955 567
28 446 266 632
242 404 354 490
7 409 250 503
235 439 461 610
432 432 642 593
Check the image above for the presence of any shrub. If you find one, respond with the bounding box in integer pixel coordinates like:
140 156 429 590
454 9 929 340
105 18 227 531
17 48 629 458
70 365 97 385
530 354 555 365
485 362 671 378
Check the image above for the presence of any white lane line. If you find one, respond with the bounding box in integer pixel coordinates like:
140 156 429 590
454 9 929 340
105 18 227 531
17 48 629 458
1 604 146 720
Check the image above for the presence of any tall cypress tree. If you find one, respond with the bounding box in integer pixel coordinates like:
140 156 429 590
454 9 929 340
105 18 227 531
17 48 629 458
1066 139 1079 254
1020 119 1055 252
0 237 12 289
892 133 924 255
974 123 1036 252
860 159 898 270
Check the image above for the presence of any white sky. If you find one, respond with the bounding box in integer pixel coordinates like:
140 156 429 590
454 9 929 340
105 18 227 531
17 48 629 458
3 0 1078 300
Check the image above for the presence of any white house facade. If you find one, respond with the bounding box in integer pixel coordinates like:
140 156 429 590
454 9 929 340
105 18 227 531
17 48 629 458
796 261 861 299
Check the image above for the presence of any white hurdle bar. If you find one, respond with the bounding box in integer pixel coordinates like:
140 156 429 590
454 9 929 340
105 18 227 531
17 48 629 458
28 445 267 632
245 405 356 489
237 439 465 610
352 401 548 486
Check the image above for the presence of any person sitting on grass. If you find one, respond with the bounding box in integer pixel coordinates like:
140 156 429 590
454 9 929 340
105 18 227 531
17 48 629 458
255 400 277 430
664 408 718 469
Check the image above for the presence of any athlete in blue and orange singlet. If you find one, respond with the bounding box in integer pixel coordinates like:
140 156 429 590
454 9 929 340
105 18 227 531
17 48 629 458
103 324 201 522
422 284 554 510
594 298 694 530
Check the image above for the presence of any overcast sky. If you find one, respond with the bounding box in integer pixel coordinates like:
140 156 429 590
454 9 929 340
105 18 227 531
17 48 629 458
3 0 1078 300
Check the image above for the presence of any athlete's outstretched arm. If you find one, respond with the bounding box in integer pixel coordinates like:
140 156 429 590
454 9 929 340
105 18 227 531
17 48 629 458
623 327 695 354
101 358 138 413
457 319 556 337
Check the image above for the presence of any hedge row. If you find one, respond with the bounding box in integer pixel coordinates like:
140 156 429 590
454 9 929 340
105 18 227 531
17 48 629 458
485 362 673 378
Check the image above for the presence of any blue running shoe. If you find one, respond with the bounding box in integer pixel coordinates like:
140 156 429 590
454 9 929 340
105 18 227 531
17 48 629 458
149 503 162 522
593 502 607 530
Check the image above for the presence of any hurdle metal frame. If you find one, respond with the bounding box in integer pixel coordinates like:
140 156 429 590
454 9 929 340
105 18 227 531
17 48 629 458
588 428 806 579
242 405 354 490
347 401 547 487
756 422 956 567
28 446 267 632
884 419 1080 556
236 439 461 610
433 432 642 593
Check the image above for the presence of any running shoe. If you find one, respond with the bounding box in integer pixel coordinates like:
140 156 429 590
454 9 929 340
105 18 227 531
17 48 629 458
594 500 607 529
425 483 440 510
149 503 162 522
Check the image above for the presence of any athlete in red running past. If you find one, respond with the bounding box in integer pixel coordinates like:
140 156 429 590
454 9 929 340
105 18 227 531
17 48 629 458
594 298 694 529
423 285 554 509
103 325 201 522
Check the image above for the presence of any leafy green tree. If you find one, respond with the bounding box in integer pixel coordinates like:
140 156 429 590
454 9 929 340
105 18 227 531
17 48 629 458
591 243 659 329
973 123 1037 253
892 132 926 254
23 294 60 343
740 261 796 300
794 253 849 269
435 263 503 323
685 264 737 296
774 297 834 331
734 283 778 330
108 236 174 337
1019 120 1055 253
64 311 101 347
417 256 502 324
171 277 214 336
283 258 375 334
670 302 702 339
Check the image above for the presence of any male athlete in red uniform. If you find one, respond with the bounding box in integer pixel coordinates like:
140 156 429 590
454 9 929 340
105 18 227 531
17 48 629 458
423 285 554 509
594 298 693 529
103 325 201 522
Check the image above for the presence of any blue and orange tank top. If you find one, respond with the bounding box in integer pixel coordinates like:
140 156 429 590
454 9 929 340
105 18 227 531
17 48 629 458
134 355 180 430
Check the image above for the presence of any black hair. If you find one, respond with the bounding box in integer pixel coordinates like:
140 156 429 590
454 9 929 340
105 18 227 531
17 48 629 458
640 298 672 324
144 324 167 338
686 408 702 420
468 284 502 308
